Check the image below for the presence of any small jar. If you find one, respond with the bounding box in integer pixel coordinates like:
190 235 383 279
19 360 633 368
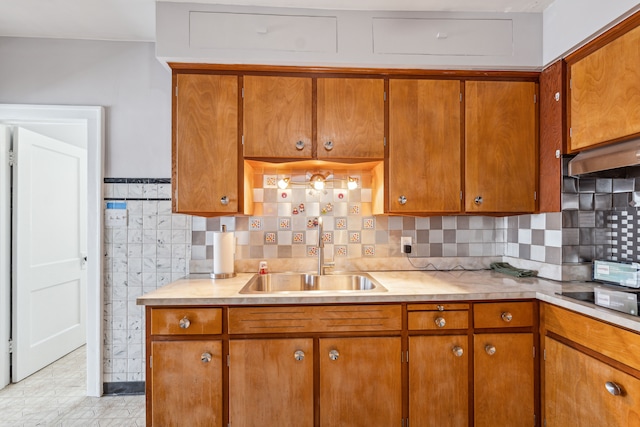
258 261 269 275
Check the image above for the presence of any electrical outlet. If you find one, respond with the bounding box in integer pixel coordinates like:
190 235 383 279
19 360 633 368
401 236 412 254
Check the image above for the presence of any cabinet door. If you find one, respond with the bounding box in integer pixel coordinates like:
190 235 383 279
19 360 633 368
150 340 223 427
474 333 535 427
243 75 313 159
568 24 640 152
539 60 564 213
388 79 463 213
173 73 239 214
465 81 537 213
319 337 402 426
317 78 385 159
229 338 314 427
409 335 469 426
544 337 640 427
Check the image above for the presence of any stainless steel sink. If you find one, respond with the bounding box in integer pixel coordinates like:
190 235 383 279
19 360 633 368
239 272 388 294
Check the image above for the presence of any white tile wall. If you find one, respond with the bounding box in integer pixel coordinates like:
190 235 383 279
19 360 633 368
103 180 191 383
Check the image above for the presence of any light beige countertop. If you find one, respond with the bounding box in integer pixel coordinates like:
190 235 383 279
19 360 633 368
136 269 640 333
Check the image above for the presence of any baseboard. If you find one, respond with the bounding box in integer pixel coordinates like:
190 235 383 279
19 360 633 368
103 381 145 395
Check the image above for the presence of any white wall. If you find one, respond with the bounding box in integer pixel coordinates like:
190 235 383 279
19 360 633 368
0 37 171 178
543 0 640 66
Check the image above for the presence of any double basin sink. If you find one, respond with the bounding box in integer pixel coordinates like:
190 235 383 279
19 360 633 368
239 272 388 294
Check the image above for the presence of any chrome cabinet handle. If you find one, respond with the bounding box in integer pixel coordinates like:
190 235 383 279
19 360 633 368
295 140 305 150
201 352 212 363
452 346 464 357
294 350 305 361
501 312 513 322
434 317 446 328
485 345 496 356
329 350 339 361
398 195 407 205
605 381 623 396
323 141 334 151
179 316 191 329
474 196 483 205
220 196 229 206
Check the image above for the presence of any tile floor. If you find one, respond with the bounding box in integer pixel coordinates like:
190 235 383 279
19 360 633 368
0 346 145 426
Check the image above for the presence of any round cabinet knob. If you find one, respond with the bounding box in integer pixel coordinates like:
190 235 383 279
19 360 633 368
434 317 446 328
474 196 483 205
485 345 496 356
220 196 229 206
398 195 407 205
201 352 212 363
179 316 191 329
605 381 623 396
329 350 340 361
294 350 305 361
501 312 513 323
295 140 305 151
437 305 445 312
323 141 334 151
452 346 464 357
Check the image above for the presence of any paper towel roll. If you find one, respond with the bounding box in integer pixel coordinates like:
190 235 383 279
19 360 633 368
212 231 235 278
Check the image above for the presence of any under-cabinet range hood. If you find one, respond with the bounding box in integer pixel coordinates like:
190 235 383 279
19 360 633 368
568 138 640 177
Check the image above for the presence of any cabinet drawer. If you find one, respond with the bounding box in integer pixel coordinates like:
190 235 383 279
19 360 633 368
228 305 401 334
543 303 640 372
408 311 469 330
150 307 222 335
474 301 534 328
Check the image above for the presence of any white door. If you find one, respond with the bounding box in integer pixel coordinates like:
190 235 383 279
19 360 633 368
0 126 11 389
12 127 87 382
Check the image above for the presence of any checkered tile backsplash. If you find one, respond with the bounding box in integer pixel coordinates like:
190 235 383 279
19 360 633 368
189 169 564 270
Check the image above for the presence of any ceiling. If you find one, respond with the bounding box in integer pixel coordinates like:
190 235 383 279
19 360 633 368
0 0 555 42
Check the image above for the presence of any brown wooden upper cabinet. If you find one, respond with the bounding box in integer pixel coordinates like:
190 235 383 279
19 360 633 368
317 77 385 160
567 18 640 152
388 79 463 214
465 80 538 213
243 75 313 159
538 60 565 213
173 73 241 215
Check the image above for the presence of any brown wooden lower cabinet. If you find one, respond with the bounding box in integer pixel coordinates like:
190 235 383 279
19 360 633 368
474 333 535 427
409 335 469 426
544 337 640 426
145 302 542 426
228 338 314 427
541 303 640 427
149 340 223 427
319 337 402 427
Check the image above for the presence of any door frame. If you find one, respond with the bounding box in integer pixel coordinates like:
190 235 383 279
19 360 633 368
0 104 104 397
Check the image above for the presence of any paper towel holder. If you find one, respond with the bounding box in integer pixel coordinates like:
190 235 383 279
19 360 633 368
210 224 237 279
